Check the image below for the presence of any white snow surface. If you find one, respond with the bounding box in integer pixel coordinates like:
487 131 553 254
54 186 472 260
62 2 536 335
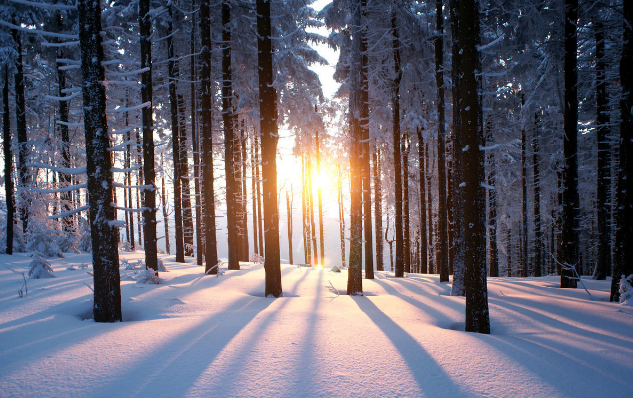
1 251 632 398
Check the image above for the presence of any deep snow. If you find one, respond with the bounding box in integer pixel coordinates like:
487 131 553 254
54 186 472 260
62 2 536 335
0 251 631 398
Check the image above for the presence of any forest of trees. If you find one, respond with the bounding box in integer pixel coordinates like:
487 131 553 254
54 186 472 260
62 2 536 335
1 0 632 333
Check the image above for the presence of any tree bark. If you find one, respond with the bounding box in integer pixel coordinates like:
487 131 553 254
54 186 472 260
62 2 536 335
459 0 490 334
392 10 404 279
3 67 14 255
78 0 121 322
256 0 282 297
612 1 633 300
402 137 411 273
417 128 427 274
201 0 219 274
560 0 579 288
361 0 373 279
139 0 158 271
521 94 528 277
374 145 384 271
190 12 204 265
533 114 542 277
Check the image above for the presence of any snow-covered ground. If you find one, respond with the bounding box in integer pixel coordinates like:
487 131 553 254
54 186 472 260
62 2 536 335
0 251 631 398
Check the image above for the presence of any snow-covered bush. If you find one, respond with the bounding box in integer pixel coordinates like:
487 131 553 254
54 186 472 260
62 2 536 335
136 269 163 284
0 214 26 253
158 259 168 272
619 274 633 305
26 220 63 258
28 255 55 279
77 217 92 253
249 253 264 264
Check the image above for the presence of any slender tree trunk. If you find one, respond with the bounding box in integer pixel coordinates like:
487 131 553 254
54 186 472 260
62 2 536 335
241 125 250 261
594 20 610 281
316 129 325 268
127 126 135 250
3 67 14 255
303 154 312 264
11 27 28 235
139 0 158 271
374 145 384 271
613 1 633 301
338 164 346 268
222 0 239 271
435 0 449 282
417 128 427 274
347 0 363 294
256 0 282 297
78 0 121 322
287 187 293 265
402 138 411 273
179 95 194 257
459 0 489 333
256 135 264 256
309 157 318 265
201 0 219 274
560 0 579 288
190 12 203 265
533 113 542 277
161 153 170 254
449 0 465 295
426 141 435 273
506 225 512 277
251 133 259 256
360 0 373 279
392 10 404 279
485 118 498 277
521 94 528 277
167 7 185 262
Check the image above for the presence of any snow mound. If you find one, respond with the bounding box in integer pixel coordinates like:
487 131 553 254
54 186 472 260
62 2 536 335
135 269 163 284
28 255 55 279
619 274 633 305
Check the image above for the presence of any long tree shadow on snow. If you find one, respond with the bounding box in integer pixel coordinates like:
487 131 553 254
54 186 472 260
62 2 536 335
352 296 466 397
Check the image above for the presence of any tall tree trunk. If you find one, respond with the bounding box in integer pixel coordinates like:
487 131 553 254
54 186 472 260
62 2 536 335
338 164 346 268
347 0 363 294
612 1 633 300
521 94 528 277
78 0 121 322
256 0 282 297
360 0 373 279
374 145 384 271
485 118 498 277
139 0 158 271
167 6 185 263
161 153 170 254
127 125 135 250
251 133 259 256
190 12 203 265
179 95 194 257
392 9 404 279
449 0 465 295
309 157 318 265
417 128 427 274
402 137 411 273
594 20 610 281
316 129 325 268
303 154 312 264
223 0 239 271
426 140 435 273
560 0 579 288
11 27 28 235
533 113 542 277
459 0 489 334
56 19 72 234
256 135 264 256
3 67 14 255
435 0 449 282
287 187 293 265
241 125 250 261
201 0 219 274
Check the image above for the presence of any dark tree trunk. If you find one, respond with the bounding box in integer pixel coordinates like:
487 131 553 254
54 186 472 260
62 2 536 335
11 28 28 235
417 128 428 274
426 141 435 273
521 94 528 277
179 95 194 257
560 0 579 288
347 0 363 294
613 1 633 301
449 0 465 295
201 0 219 274
402 138 411 273
374 146 384 271
459 0 489 334
161 153 170 254
251 133 258 256
190 12 203 265
338 164 346 268
78 0 121 322
533 114 542 277
594 20 610 281
485 119 498 277
167 6 185 263
127 124 135 250
360 0 373 279
435 0 449 282
392 10 404 279
139 0 158 271
256 135 264 256
256 0 282 296
3 67 14 255
222 0 239 271
241 126 250 261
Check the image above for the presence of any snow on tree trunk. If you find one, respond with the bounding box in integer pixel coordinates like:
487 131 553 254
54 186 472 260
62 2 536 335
459 0 490 334
78 0 121 322
256 0 282 297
